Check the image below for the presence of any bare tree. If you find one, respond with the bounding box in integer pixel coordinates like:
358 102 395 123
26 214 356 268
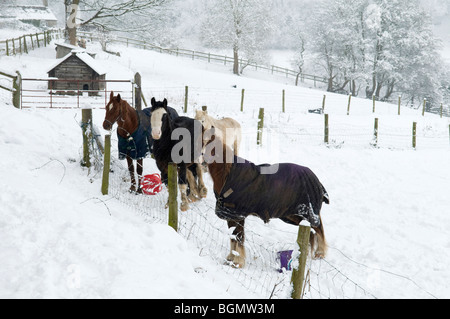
64 0 169 45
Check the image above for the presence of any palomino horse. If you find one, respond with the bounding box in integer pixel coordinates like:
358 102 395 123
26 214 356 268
195 110 242 156
203 135 329 268
103 92 152 193
151 98 207 211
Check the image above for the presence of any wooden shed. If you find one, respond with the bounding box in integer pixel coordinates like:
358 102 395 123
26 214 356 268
47 51 106 96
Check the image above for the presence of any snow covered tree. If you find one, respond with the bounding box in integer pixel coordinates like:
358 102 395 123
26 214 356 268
64 0 170 46
200 0 273 75
305 0 447 104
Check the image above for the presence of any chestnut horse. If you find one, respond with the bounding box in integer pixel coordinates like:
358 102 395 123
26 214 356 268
103 92 152 193
203 135 329 268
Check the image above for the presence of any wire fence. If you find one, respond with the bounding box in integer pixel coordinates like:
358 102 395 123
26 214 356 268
82 104 446 298
103 150 439 299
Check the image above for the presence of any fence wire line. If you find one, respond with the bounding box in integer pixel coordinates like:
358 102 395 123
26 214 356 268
80 117 446 299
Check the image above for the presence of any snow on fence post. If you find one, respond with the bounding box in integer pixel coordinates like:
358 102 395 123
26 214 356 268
184 86 189 113
257 108 264 146
291 223 311 299
324 114 329 145
413 122 417 149
347 94 352 116
168 163 178 232
12 71 22 109
81 109 93 169
373 118 379 147
101 134 111 195
134 72 142 111
241 89 245 112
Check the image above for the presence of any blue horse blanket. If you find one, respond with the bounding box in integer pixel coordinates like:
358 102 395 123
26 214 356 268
118 108 153 160
214 157 329 227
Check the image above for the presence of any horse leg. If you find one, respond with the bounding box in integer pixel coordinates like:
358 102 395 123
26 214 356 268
311 217 327 259
178 164 190 212
126 156 137 193
227 220 246 269
195 164 208 198
136 159 144 194
186 168 200 203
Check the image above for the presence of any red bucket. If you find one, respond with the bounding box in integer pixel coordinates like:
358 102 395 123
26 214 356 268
141 174 163 195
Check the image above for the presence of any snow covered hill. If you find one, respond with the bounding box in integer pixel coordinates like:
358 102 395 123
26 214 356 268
1 40 450 299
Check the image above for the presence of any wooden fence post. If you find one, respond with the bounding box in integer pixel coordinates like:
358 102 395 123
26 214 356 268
347 94 352 116
134 72 142 111
422 99 426 117
12 71 22 109
440 103 443 119
82 109 93 168
168 163 178 232
373 95 376 113
241 89 245 112
184 86 189 113
413 122 417 149
101 135 111 195
324 114 329 145
398 96 401 116
6 39 9 56
23 36 28 54
282 90 286 113
322 95 326 113
373 118 379 147
257 108 264 146
291 223 311 299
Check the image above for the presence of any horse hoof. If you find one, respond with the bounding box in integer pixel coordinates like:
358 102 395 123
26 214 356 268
200 187 208 198
313 251 326 260
180 202 189 212
188 195 199 203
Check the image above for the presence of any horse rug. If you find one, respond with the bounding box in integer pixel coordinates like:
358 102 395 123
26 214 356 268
118 108 153 160
214 157 329 227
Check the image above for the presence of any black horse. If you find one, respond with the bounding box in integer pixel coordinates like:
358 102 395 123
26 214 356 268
150 98 207 211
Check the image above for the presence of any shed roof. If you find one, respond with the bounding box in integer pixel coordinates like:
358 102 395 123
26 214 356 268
47 51 107 76
1 5 58 22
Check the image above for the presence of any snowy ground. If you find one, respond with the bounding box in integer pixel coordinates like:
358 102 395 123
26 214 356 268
1 40 450 299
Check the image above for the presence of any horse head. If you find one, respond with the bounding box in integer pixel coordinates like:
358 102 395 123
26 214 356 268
103 91 123 131
150 97 169 140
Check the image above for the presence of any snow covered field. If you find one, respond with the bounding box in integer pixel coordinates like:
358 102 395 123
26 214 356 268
1 41 450 299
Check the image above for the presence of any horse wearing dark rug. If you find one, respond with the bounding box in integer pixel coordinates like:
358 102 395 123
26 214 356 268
204 136 329 268
150 98 207 211
103 92 152 193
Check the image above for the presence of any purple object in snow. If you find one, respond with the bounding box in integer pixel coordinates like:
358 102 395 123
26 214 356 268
277 250 294 272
